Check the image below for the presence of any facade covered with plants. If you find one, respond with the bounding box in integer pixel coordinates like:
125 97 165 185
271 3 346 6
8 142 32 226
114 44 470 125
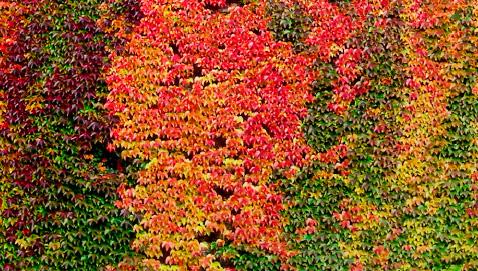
1 0 477 270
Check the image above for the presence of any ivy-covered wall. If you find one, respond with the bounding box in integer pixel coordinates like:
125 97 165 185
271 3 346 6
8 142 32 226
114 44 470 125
0 1 137 270
281 0 478 270
1 0 477 270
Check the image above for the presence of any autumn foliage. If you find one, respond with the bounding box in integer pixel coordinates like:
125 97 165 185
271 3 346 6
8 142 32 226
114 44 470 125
1 0 478 270
104 0 316 268
0 1 136 270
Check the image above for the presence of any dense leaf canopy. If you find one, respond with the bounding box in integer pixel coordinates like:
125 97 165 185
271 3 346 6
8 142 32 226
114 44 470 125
1 0 477 270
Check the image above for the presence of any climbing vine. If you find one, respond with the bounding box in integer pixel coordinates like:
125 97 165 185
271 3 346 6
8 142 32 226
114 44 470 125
1 0 477 270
